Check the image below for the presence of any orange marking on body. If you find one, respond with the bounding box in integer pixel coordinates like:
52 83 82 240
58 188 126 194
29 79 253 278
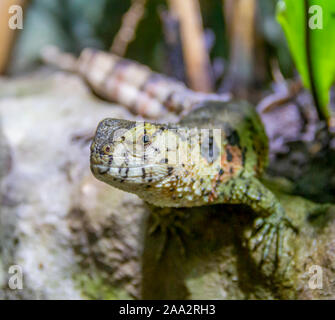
221 145 243 176
208 145 244 202
208 189 217 202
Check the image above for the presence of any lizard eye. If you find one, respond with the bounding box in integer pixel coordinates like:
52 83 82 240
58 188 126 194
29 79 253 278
102 145 112 154
142 134 151 145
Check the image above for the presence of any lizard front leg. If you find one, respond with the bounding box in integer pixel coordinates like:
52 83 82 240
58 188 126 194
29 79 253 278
217 176 297 272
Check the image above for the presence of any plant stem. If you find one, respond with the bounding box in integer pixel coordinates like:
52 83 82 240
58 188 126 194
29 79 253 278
304 0 324 122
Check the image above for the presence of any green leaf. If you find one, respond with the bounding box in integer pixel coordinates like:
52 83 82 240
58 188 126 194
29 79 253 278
277 0 335 121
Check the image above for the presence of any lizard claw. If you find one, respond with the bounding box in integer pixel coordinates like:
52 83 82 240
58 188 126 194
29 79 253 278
248 213 297 273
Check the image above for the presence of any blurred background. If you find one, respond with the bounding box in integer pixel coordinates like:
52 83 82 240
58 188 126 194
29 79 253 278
2 0 294 95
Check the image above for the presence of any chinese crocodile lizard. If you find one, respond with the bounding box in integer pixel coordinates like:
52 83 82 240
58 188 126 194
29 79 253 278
42 47 296 267
90 100 296 267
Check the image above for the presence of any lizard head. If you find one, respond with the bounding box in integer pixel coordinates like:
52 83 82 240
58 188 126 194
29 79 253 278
90 118 221 207
90 118 180 201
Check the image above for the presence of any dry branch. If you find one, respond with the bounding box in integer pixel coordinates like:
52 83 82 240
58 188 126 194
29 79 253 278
222 0 256 96
159 9 185 82
168 0 213 93
110 0 148 56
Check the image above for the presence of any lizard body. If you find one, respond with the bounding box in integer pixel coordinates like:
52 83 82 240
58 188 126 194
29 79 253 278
91 100 267 208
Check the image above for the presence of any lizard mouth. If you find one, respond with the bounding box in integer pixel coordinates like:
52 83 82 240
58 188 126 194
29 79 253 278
91 164 166 180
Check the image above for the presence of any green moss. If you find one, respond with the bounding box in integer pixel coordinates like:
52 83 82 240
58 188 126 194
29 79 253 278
74 273 132 300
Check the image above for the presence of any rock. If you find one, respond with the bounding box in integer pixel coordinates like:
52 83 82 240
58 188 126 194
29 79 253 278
0 70 335 299
141 192 335 299
0 71 142 299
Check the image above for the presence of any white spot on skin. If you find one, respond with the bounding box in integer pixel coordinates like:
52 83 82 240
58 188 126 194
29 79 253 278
192 181 200 190
194 189 202 196
109 167 119 175
128 167 143 177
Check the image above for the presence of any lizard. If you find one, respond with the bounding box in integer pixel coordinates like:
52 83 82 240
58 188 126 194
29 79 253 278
90 99 297 268
42 46 296 268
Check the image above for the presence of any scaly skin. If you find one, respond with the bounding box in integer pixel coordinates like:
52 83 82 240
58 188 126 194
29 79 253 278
90 100 297 267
